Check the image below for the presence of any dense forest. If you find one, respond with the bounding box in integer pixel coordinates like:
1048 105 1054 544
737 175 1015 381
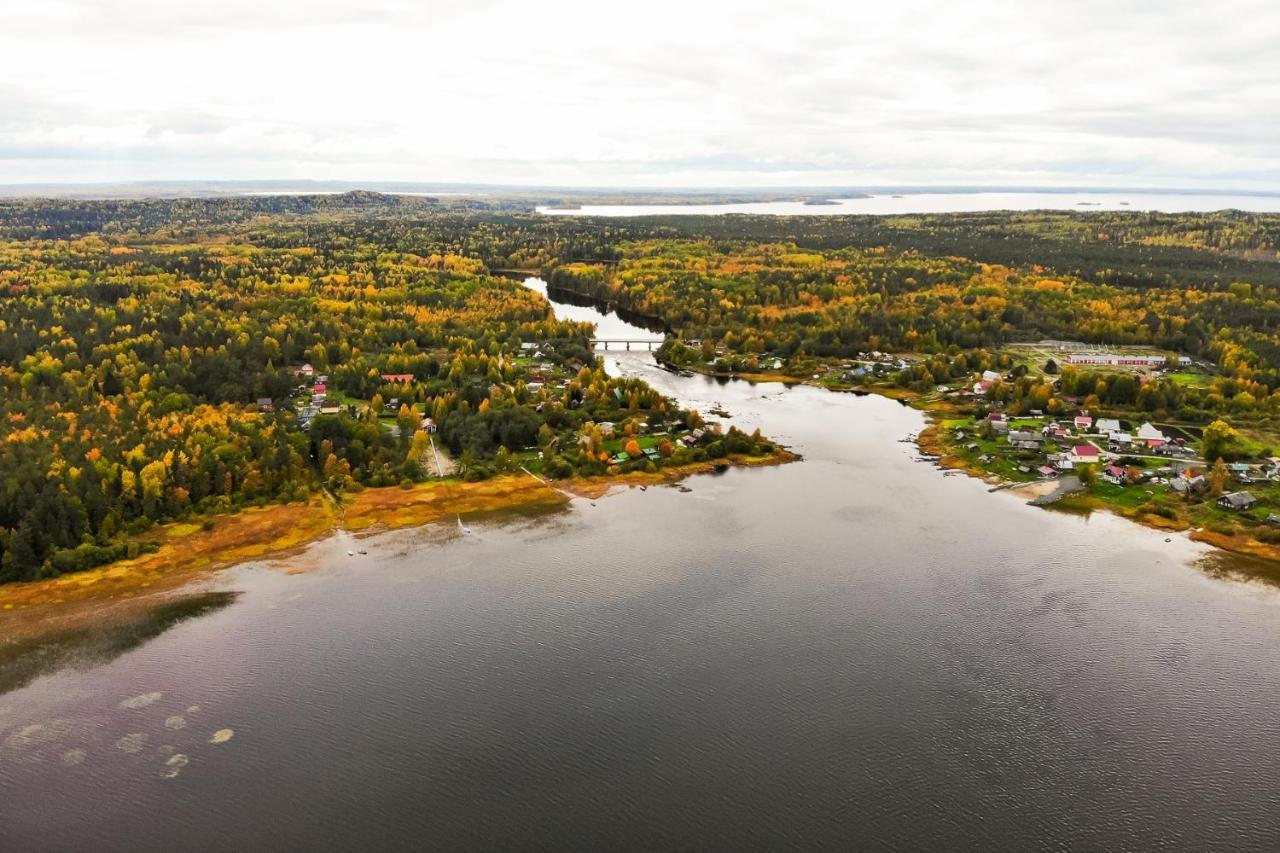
3 194 1280 582
0 197 782 583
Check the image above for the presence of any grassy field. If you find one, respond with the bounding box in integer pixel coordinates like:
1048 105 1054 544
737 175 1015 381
1166 371 1215 388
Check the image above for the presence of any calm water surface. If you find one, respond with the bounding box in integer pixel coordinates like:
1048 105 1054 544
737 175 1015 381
539 191 1280 216
3 285 1280 851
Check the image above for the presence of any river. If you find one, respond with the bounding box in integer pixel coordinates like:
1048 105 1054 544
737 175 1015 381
538 190 1280 216
2 281 1280 851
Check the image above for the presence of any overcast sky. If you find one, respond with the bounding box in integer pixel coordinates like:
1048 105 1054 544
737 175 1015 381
3 0 1278 189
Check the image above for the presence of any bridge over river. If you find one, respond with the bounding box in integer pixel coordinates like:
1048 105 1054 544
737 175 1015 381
590 338 662 350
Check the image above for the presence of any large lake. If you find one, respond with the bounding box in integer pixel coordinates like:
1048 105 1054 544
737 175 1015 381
3 282 1280 850
539 191 1280 216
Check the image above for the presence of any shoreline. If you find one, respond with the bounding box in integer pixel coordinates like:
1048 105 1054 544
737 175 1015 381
0 450 798 636
908 392 1280 570
642 352 1280 572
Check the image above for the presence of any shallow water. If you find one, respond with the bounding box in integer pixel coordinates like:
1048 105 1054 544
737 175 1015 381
3 287 1280 851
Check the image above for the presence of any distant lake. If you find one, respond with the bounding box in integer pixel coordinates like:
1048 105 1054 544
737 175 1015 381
539 191 1280 217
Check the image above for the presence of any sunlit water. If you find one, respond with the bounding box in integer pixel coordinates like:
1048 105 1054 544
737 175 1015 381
538 191 1280 216
3 284 1280 851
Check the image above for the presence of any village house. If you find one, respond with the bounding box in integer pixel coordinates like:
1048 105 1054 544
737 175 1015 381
1070 444 1100 465
256 397 274 413
1217 491 1258 512
1102 464 1127 485
1095 418 1121 434
1169 473 1208 496
421 417 437 433
1228 463 1255 480
1007 430 1044 451
298 363 315 378
1073 415 1093 431
681 428 707 447
1108 432 1133 451
1136 422 1165 442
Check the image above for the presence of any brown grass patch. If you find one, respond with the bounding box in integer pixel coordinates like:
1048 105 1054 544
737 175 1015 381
0 448 799 627
1190 528 1280 563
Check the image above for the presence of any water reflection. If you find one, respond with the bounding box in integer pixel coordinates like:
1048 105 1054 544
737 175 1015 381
3 275 1280 851
0 592 237 697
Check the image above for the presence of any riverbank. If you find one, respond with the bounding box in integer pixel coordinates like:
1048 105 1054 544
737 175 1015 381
655 355 921 400
910 394 1280 570
666 356 1280 570
0 449 797 635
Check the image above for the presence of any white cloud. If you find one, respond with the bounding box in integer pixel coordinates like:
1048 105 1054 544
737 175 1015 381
2 0 1278 188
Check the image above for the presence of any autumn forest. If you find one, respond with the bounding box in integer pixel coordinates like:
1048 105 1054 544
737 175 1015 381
3 193 1280 583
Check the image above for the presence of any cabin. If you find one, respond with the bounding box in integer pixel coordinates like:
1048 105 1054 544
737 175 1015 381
1070 444 1100 465
256 397 274 413
1038 465 1057 478
1217 491 1258 512
1102 464 1127 485
421 417 437 433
